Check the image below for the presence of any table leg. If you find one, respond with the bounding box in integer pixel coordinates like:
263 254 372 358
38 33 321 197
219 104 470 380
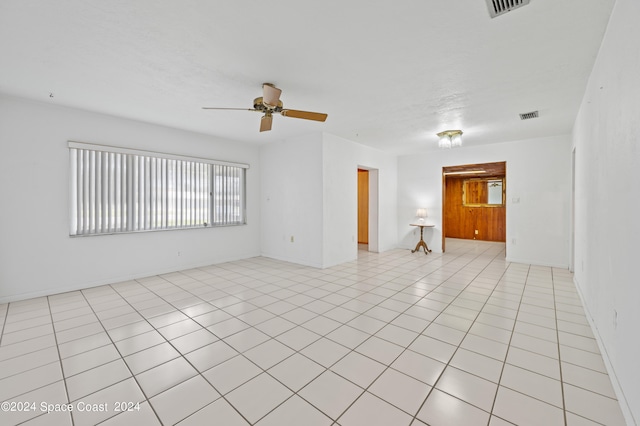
411 226 432 254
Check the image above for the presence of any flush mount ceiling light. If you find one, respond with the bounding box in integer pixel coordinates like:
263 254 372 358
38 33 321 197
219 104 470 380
437 130 463 149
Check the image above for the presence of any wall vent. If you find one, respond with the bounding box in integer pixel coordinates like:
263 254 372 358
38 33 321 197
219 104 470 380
519 110 539 120
486 0 531 18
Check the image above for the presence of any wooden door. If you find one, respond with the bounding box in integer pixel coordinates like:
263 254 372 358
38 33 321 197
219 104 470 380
358 169 369 244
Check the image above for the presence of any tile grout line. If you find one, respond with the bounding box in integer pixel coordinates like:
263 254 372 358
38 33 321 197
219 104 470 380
74 289 166 426
1 251 476 418
290 243 509 424
0 302 9 347
168 258 398 424
1 242 622 425
179 247 481 423
208 251 453 424
0 298 76 423
103 264 325 425
101 285 257 426
552 267 569 426
403 244 514 426
258 250 469 424
42 295 73 425
486 263 530 425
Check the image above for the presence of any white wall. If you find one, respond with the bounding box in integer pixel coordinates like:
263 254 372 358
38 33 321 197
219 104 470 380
259 133 324 267
259 132 397 268
572 0 640 422
397 135 572 267
0 95 260 303
322 133 398 267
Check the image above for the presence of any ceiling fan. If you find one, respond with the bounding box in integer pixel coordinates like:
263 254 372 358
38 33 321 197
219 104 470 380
203 83 328 132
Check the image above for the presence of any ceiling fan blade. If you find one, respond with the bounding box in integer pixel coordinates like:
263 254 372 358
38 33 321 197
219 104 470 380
260 113 273 132
262 83 282 107
202 107 256 111
280 109 328 122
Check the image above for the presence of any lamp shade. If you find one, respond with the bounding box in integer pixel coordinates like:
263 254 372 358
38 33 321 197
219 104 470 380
416 208 427 219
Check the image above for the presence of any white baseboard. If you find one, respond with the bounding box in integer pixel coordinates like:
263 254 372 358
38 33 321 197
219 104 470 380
259 252 323 269
0 251 261 304
573 277 637 426
505 256 568 269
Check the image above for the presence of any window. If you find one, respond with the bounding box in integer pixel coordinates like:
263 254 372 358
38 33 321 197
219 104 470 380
69 142 248 236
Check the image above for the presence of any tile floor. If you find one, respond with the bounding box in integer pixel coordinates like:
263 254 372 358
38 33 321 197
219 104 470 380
0 239 627 425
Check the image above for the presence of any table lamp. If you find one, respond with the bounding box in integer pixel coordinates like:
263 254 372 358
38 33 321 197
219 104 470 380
416 208 427 223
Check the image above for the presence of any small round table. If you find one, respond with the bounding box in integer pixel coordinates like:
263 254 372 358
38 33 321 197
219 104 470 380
410 223 434 254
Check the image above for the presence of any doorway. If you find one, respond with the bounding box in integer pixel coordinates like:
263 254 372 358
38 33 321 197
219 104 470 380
442 162 507 251
358 169 369 246
357 167 379 252
570 148 576 272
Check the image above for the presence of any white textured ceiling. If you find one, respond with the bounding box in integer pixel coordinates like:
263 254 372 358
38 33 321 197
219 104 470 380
0 0 615 155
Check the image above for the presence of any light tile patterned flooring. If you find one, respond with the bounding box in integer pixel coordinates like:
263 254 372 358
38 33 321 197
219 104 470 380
0 239 627 425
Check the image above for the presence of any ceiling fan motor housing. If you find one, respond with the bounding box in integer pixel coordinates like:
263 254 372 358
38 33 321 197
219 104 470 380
253 97 283 112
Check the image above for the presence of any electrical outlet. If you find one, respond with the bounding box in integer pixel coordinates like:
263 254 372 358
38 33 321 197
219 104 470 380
511 238 517 245
290 236 294 243
177 251 181 257
475 230 479 235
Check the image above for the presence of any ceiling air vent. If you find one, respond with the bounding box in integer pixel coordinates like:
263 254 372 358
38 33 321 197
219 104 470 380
486 0 531 18
519 110 539 120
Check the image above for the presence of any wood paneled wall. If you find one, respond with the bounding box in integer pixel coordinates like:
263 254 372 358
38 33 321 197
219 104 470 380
465 180 489 204
358 169 369 244
444 177 506 242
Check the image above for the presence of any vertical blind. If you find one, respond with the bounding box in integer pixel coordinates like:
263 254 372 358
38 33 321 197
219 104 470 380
69 142 247 236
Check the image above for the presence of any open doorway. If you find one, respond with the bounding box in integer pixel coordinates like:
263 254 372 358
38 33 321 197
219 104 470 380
357 167 379 252
570 148 576 272
358 169 369 248
442 162 507 252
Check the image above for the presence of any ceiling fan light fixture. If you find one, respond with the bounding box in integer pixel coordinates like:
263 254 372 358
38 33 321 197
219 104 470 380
437 130 463 149
203 83 327 132
262 83 282 108
438 134 452 149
